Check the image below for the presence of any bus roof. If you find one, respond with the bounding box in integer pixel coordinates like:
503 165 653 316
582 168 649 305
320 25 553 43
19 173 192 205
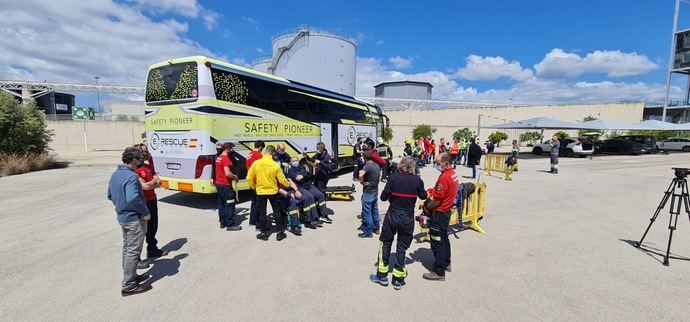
147 56 379 111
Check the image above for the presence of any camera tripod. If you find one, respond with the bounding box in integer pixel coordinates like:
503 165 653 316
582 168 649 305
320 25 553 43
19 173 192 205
636 169 690 266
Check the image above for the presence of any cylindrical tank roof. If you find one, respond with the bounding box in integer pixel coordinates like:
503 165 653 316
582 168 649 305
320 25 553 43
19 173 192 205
271 26 357 48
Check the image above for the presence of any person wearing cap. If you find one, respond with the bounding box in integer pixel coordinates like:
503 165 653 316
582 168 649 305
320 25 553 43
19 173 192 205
375 137 393 182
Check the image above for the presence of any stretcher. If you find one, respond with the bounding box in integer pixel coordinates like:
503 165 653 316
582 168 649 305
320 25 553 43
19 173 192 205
325 184 355 201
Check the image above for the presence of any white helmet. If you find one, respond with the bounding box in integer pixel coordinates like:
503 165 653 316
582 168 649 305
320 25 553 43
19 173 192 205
377 137 384 144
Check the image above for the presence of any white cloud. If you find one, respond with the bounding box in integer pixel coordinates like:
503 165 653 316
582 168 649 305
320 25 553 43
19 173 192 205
256 48 265 54
376 40 384 46
126 0 202 18
0 0 227 85
455 55 533 81
534 48 659 78
388 56 413 69
242 16 260 30
202 11 220 31
230 57 251 68
356 55 674 104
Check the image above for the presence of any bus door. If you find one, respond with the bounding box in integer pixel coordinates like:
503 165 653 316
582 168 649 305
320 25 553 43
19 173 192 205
318 123 337 165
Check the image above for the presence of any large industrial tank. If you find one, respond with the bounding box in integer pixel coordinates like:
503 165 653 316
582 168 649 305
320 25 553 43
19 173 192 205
269 28 356 96
251 57 271 74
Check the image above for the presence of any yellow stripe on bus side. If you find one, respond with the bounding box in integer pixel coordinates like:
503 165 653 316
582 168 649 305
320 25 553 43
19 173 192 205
288 89 368 111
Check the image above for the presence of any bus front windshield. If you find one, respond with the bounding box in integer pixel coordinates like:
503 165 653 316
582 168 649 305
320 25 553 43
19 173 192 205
146 62 198 103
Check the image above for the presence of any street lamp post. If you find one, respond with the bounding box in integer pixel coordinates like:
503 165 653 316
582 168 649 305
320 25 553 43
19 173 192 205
94 76 101 113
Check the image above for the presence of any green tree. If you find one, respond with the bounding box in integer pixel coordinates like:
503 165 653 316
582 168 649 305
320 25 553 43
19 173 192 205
519 131 543 146
488 131 508 144
554 131 569 140
383 126 393 143
0 93 53 155
452 127 473 140
412 124 436 140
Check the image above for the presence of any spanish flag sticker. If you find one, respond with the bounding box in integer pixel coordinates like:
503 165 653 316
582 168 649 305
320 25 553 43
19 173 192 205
189 138 198 148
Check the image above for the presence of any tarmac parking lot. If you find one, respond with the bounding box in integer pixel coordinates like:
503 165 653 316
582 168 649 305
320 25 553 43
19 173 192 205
2 151 690 321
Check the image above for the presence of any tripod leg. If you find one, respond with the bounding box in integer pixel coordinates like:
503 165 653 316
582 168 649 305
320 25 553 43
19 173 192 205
637 179 676 248
664 180 686 266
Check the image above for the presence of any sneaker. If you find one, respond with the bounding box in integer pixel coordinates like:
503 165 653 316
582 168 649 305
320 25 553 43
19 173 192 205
220 223 226 229
422 272 445 281
358 233 373 238
304 222 318 229
256 232 269 241
314 220 324 227
121 284 152 297
276 231 287 241
373 229 380 235
392 279 406 290
289 227 302 236
445 264 452 272
369 273 389 286
137 260 150 270
320 216 333 224
226 225 242 231
147 249 168 258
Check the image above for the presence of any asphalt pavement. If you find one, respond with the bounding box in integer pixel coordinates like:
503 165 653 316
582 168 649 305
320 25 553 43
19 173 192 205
1 151 690 321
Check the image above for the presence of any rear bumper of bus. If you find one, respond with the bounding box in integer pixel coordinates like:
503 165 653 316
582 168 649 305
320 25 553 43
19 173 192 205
159 177 250 194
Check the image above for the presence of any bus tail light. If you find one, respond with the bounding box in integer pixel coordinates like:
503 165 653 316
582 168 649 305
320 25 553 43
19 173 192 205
195 155 216 178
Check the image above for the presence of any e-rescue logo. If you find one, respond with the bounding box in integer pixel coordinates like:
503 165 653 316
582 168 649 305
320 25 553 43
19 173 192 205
347 126 372 145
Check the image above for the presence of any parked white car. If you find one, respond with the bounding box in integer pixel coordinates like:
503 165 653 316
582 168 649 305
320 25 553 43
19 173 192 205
532 137 595 157
657 137 690 152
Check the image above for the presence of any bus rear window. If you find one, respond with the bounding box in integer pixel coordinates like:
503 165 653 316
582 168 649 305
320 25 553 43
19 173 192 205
146 62 198 103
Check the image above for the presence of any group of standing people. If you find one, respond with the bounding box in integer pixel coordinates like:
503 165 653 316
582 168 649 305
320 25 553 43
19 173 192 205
406 136 483 179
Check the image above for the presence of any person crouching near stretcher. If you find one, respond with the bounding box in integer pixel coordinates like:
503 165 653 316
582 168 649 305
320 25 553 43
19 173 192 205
287 156 327 229
369 156 427 290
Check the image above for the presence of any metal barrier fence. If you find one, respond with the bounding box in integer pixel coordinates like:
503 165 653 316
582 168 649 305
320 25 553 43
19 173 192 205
484 154 517 181
418 182 487 242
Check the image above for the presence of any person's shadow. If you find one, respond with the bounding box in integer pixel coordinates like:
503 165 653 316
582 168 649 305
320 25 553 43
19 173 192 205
408 248 435 271
145 238 189 285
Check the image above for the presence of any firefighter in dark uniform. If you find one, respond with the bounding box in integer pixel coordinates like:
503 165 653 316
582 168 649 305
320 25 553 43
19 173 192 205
288 156 330 226
376 137 393 182
422 153 458 281
369 156 427 290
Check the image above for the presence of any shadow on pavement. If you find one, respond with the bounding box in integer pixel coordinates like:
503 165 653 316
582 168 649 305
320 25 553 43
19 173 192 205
145 238 190 285
160 190 254 210
408 247 435 271
620 239 690 264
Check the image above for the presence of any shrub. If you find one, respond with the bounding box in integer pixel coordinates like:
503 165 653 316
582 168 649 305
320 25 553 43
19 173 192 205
453 128 473 140
412 124 436 140
488 131 508 144
520 131 543 145
0 153 56 176
0 92 53 155
383 126 393 143
554 131 569 140
626 130 678 141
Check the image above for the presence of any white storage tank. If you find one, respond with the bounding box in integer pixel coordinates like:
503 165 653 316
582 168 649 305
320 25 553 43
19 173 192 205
251 57 271 74
269 28 356 96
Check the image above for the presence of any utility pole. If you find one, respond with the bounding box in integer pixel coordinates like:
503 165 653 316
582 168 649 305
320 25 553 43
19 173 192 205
94 76 101 113
476 114 482 138
662 0 680 122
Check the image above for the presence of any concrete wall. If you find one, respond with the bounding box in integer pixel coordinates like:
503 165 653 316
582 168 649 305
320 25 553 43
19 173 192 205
384 102 645 152
47 120 146 154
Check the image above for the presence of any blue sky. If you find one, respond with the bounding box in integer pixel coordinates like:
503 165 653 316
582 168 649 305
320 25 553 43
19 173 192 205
0 0 686 107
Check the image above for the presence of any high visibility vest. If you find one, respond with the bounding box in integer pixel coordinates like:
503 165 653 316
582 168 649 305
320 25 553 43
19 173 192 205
450 144 459 155
460 142 468 150
376 145 389 159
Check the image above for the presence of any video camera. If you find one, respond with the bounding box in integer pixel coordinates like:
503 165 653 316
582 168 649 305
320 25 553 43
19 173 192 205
672 167 690 179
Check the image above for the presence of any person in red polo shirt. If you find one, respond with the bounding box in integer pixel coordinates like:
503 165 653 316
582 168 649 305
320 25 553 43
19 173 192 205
245 140 265 227
216 142 241 231
135 147 166 259
422 153 458 281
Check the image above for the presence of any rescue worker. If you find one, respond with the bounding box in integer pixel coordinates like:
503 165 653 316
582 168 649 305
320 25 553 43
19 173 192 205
246 140 265 227
422 153 458 281
550 135 560 174
277 186 303 236
411 141 423 167
247 145 295 241
353 137 364 181
423 136 431 164
275 143 291 173
134 145 166 259
376 137 393 182
403 139 413 157
288 156 330 226
214 142 241 231
449 139 459 168
303 142 334 194
369 156 427 290
460 138 469 165
428 139 436 164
